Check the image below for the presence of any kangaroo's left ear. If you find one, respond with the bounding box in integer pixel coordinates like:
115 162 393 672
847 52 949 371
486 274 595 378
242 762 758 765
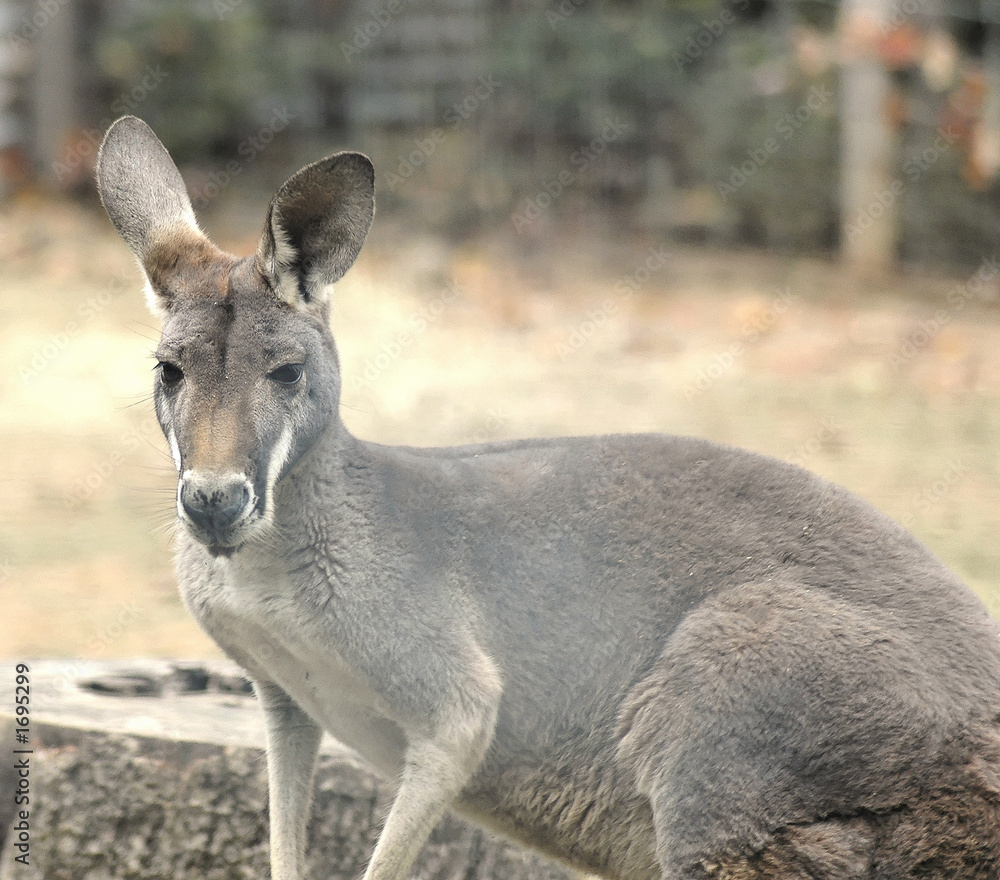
257 151 375 314
97 115 227 318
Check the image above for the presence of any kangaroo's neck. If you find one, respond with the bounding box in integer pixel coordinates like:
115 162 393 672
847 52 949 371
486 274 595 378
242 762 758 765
266 420 380 568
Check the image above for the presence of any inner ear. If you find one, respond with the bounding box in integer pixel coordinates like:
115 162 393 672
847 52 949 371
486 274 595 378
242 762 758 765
258 152 375 311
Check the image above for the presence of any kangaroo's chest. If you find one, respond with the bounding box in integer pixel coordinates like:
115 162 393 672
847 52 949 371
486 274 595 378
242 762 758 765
180 553 408 776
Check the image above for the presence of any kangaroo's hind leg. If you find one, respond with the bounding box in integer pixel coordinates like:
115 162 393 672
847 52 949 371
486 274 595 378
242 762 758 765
616 580 986 879
864 728 1000 880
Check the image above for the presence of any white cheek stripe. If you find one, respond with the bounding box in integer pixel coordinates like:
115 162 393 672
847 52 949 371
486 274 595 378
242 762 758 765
166 427 182 472
264 424 295 514
269 424 295 484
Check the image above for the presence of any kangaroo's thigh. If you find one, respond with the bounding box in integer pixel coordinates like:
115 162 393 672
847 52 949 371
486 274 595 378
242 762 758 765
655 817 874 880
617 581 968 879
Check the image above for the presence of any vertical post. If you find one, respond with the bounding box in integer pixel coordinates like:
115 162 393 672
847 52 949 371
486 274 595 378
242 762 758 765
839 0 897 273
979 15 1000 188
30 0 76 184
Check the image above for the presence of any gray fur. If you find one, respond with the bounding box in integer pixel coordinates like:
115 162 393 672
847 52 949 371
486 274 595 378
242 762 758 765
97 117 1000 880
258 150 375 312
96 115 200 260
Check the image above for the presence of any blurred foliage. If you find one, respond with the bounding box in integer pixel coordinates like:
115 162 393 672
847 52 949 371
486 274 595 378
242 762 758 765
483 3 713 233
81 0 1000 265
691 28 839 250
488 0 839 248
897 75 1000 270
92 0 344 161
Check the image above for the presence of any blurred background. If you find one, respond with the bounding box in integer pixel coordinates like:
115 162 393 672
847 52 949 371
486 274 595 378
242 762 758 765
2 0 1000 660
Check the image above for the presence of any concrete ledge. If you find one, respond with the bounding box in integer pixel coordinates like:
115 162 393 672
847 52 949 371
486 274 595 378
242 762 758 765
0 662 575 880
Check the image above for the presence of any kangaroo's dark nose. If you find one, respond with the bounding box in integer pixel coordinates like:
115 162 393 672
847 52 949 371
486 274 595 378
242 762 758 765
179 473 251 540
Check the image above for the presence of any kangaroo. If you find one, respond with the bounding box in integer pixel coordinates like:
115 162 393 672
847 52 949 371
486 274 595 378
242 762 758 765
96 115 1000 880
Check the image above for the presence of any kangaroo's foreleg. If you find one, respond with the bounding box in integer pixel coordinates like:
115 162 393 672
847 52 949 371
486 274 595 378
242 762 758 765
363 664 501 880
257 680 324 880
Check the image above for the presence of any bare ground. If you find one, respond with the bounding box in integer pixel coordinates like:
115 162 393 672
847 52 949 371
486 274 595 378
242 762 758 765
2 197 999 659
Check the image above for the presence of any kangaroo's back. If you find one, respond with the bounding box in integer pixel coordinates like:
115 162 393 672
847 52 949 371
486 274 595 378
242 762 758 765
346 433 1000 876
366 431 1000 706
95 115 1000 880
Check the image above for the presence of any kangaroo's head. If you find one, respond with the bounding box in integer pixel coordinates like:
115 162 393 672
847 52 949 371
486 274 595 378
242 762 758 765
96 116 374 556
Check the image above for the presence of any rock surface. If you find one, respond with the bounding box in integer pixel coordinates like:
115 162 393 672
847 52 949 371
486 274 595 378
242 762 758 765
0 661 576 880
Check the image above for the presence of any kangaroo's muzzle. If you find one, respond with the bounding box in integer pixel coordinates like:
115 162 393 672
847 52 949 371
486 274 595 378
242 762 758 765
178 471 256 553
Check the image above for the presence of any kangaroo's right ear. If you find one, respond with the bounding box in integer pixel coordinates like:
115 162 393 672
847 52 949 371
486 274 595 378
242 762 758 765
96 116 217 317
257 151 375 317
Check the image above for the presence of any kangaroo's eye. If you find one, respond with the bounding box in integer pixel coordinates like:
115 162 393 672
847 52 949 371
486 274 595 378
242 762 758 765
158 361 183 387
269 364 304 386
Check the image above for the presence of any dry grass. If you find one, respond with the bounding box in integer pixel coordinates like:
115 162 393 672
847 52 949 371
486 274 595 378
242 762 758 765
2 197 999 660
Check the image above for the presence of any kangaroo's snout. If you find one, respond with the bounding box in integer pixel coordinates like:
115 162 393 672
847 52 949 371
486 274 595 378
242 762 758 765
179 472 254 549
